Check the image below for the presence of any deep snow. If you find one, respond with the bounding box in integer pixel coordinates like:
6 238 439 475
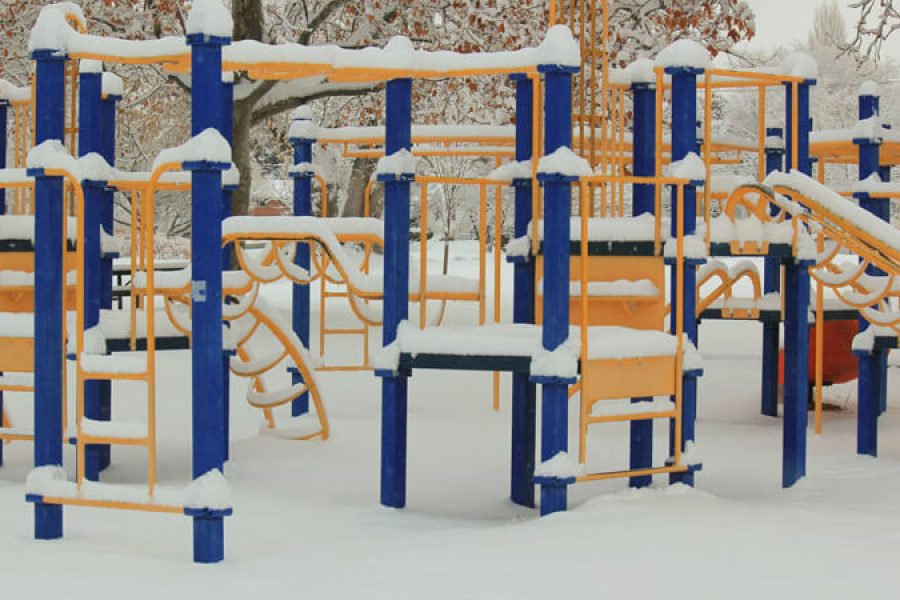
0 241 897 599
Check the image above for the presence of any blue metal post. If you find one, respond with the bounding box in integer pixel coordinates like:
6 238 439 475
629 80 657 488
0 98 6 464
509 74 536 508
782 83 814 487
289 114 313 417
783 260 811 486
761 128 784 417
666 66 703 487
854 89 883 457
0 99 7 213
878 164 890 416
536 65 576 516
78 69 106 480
379 78 413 509
31 49 67 540
186 31 230 564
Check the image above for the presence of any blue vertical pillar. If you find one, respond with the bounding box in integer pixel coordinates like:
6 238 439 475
186 28 230 564
0 96 7 465
78 66 106 481
378 78 413 509
761 128 784 417
782 81 814 487
877 163 890 416
509 74 536 508
629 79 657 488
30 47 68 540
666 65 704 487
288 109 314 417
853 87 884 457
534 64 578 516
0 98 7 213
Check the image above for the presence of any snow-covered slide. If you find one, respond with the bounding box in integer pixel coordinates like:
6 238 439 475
763 170 900 341
229 297 329 440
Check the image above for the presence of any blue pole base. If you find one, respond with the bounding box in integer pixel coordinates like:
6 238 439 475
34 502 63 540
629 397 653 488
291 371 310 417
380 375 408 509
192 515 224 563
84 446 102 481
857 352 878 457
539 485 567 516
760 322 780 417
510 372 536 508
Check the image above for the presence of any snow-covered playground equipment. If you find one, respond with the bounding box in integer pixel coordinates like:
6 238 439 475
0 0 897 563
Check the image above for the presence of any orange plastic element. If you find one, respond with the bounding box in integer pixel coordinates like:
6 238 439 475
778 320 859 386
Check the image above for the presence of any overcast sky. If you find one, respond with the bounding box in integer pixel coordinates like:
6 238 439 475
743 0 900 59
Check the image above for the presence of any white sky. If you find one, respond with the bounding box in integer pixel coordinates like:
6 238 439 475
742 0 900 59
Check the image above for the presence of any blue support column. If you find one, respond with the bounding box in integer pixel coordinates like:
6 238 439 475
97 89 119 472
629 79 657 488
783 260 811 486
0 97 6 465
288 110 314 417
509 74 536 508
534 65 577 516
78 67 106 481
379 78 413 509
761 128 784 417
853 88 884 457
878 162 890 416
186 30 231 564
0 99 7 214
666 65 704 487
31 48 68 540
782 82 814 487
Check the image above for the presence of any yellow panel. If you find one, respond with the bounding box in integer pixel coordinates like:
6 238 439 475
535 255 666 330
581 356 677 400
0 337 34 372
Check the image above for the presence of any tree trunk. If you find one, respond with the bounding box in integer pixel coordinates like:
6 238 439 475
231 99 254 221
342 157 377 217
231 0 265 43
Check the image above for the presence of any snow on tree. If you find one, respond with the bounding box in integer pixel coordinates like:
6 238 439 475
848 0 900 62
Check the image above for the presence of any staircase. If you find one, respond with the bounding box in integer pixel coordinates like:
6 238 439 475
536 252 691 481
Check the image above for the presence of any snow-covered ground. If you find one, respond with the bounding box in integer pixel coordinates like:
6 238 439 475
0 241 898 598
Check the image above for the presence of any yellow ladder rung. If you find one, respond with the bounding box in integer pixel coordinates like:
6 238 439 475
39 496 183 514
77 434 150 447
585 410 678 424
577 464 688 483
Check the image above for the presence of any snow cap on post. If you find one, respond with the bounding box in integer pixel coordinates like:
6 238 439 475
288 119 318 142
153 128 232 171
28 5 72 54
655 39 711 72
537 25 581 70
780 52 818 81
0 79 31 103
859 80 880 98
186 0 233 41
292 105 315 121
78 59 103 74
626 58 657 86
102 72 124 98
376 148 417 182
537 147 592 182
